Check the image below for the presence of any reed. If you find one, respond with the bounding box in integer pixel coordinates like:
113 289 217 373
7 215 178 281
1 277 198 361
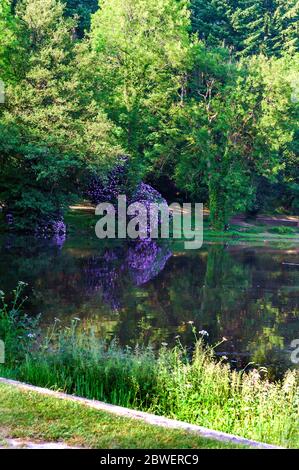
0 286 298 447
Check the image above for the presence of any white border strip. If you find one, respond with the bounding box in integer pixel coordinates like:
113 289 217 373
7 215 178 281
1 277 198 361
0 378 283 449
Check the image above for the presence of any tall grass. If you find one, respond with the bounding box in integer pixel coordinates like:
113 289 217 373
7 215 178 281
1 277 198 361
0 282 39 366
0 287 298 447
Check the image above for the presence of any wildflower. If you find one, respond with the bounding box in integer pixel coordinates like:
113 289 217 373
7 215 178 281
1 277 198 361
187 321 194 325
27 333 36 338
175 335 181 340
221 355 228 360
161 342 168 347
73 317 81 322
222 337 228 342
198 330 209 337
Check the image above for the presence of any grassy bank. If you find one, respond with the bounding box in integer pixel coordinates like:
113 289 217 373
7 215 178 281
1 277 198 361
64 208 299 245
0 383 244 449
2 208 298 244
0 288 298 448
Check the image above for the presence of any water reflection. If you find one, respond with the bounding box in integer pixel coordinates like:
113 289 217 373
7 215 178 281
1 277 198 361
83 239 172 309
0 234 299 377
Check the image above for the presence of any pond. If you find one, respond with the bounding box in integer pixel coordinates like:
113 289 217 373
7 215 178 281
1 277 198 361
1 232 299 378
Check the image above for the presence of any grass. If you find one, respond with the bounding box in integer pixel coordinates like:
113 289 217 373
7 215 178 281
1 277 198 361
0 308 298 447
2 208 299 246
1 284 298 448
0 383 245 449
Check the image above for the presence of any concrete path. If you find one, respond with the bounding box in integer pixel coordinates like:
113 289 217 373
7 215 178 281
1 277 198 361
0 377 283 449
0 437 79 449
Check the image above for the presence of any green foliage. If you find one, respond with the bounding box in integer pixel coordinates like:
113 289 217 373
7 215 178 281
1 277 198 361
0 383 245 448
233 54 299 213
0 0 26 83
190 0 239 49
0 0 121 229
1 314 298 447
191 0 299 57
0 0 298 231
0 282 39 366
268 226 296 234
90 0 192 177
64 0 99 37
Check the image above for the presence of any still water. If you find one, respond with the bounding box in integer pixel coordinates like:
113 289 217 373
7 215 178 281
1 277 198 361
1 233 299 376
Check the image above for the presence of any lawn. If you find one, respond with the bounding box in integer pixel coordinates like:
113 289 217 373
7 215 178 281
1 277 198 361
0 383 245 449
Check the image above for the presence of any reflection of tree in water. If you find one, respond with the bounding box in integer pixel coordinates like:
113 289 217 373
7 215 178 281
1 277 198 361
0 235 172 316
1 234 299 376
83 240 172 309
127 239 172 286
112 244 299 376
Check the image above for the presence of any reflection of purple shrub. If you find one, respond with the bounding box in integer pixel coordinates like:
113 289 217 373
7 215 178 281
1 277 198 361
83 240 172 309
35 217 67 248
83 164 173 304
127 240 172 286
5 213 14 226
51 232 66 249
83 255 122 310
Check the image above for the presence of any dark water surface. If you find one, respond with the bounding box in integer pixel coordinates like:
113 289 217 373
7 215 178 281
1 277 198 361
1 233 299 376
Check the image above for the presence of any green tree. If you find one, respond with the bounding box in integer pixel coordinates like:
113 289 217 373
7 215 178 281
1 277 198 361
235 53 299 214
0 0 25 83
90 0 191 179
190 0 239 50
155 45 298 228
231 0 277 56
190 0 299 57
64 0 99 37
150 44 248 229
272 0 299 55
0 0 121 230
231 0 299 56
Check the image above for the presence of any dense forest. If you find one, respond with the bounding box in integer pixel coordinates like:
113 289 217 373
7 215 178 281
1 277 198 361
0 0 298 231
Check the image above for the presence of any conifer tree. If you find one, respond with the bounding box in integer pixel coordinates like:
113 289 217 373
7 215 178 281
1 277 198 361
0 0 120 229
64 0 99 37
90 0 191 171
190 0 239 50
231 0 277 56
273 0 299 55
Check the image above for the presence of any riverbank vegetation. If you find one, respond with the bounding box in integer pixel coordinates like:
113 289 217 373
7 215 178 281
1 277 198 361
0 0 298 233
0 285 298 448
1 383 247 449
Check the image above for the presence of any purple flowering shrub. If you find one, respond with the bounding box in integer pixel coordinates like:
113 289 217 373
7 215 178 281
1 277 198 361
85 156 129 205
131 182 166 205
129 182 170 238
85 156 171 241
